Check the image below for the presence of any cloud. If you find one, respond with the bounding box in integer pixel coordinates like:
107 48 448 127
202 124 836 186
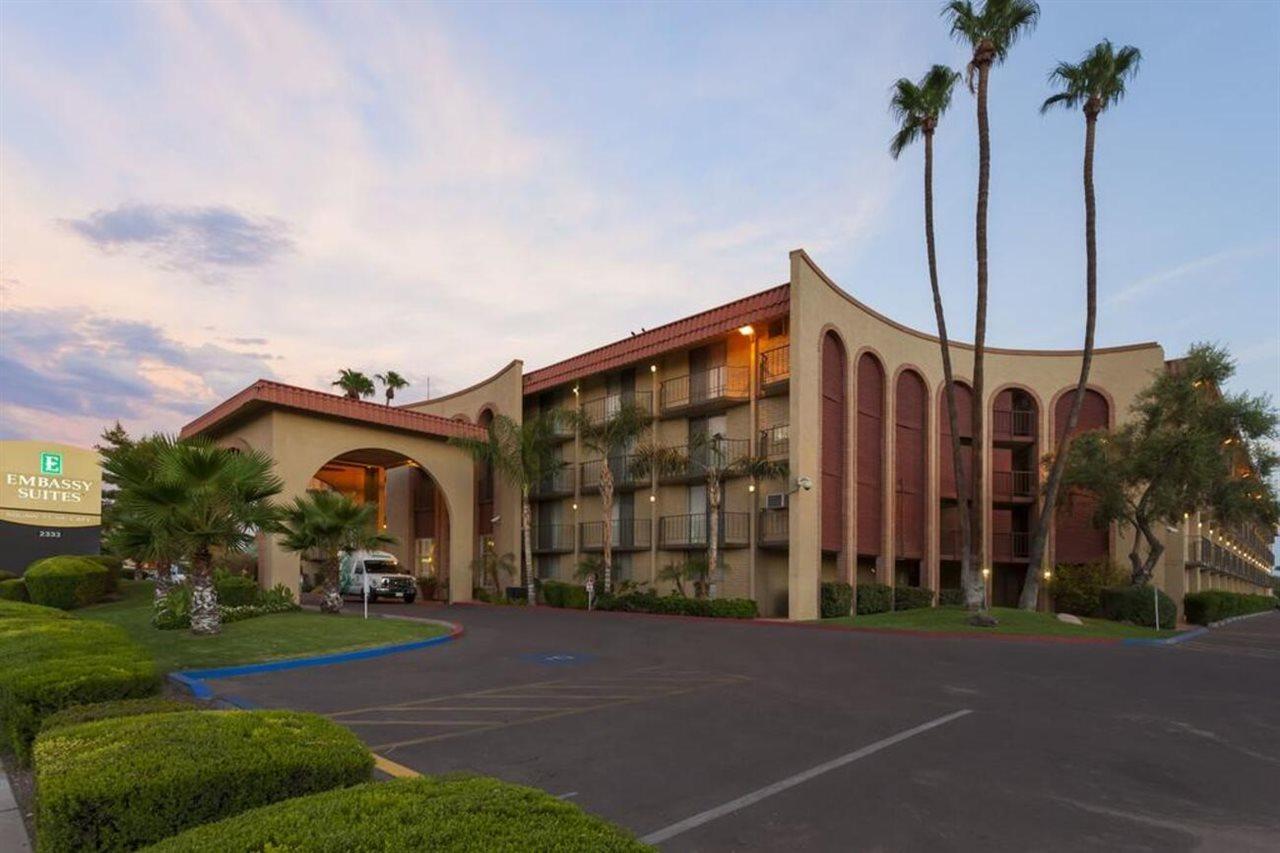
1107 241 1277 307
62 203 292 278
225 336 269 346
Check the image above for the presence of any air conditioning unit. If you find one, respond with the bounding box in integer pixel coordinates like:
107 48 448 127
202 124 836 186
765 493 788 511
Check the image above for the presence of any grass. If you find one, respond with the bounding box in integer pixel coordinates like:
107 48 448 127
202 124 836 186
80 581 448 672
821 606 1181 640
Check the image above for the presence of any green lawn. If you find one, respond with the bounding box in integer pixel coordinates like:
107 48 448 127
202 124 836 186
821 606 1181 640
81 581 449 672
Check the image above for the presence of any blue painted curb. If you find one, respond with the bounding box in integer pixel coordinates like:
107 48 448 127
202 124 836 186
1122 627 1207 647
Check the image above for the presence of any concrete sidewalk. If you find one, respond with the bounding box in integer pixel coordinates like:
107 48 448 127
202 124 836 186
0 759 32 852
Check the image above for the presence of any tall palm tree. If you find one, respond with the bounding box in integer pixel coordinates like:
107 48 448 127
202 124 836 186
279 490 394 613
1018 40 1141 610
122 439 283 634
332 369 375 400
102 434 181 603
889 64 975 607
375 371 410 406
450 411 565 605
570 402 652 593
944 0 1039 609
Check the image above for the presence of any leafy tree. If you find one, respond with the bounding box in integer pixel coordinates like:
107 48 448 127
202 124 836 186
278 489 394 613
450 411 565 605
375 371 410 406
470 549 518 600
332 369 375 400
889 64 978 609
1018 40 1142 610
1059 345 1279 584
944 0 1039 607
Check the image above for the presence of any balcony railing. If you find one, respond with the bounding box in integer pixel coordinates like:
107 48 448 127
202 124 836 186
759 509 789 547
659 512 750 549
760 345 790 387
532 523 574 554
659 366 750 415
760 424 789 460
992 469 1037 501
580 517 652 551
992 531 1030 561
657 438 750 483
1193 537 1275 586
580 455 648 491
581 392 653 425
549 409 576 440
993 409 1036 441
530 466 573 498
939 528 964 559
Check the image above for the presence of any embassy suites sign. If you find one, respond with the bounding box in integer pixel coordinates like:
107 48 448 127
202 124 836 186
0 441 102 573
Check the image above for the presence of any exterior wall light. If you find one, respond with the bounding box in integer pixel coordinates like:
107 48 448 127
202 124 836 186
650 364 657 373
649 494 656 503
981 567 991 579
572 502 578 511
1042 569 1052 581
748 483 756 493
738 325 754 336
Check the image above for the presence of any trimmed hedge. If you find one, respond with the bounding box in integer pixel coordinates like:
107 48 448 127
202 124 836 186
820 582 852 618
144 776 650 852
40 697 195 734
214 572 259 607
35 709 374 852
542 580 589 609
0 578 28 601
0 599 70 620
1184 591 1276 626
893 586 935 611
938 588 965 606
0 569 17 581
856 583 893 615
1049 561 1127 617
595 591 757 619
0 617 160 763
81 555 124 592
24 556 109 609
1099 585 1177 629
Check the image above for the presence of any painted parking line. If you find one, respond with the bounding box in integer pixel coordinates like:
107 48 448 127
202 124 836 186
640 709 975 846
372 753 422 779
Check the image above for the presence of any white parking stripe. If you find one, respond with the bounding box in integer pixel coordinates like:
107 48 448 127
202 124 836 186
640 709 974 846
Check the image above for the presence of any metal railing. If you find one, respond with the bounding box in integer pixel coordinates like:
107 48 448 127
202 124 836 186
1193 537 1275 587
532 523 574 553
580 392 653 425
760 424 789 459
993 408 1036 440
760 345 790 386
992 469 1036 500
580 455 648 490
659 512 750 548
530 466 573 497
759 509 789 545
659 366 750 413
580 517 652 551
992 531 1030 561
657 438 750 482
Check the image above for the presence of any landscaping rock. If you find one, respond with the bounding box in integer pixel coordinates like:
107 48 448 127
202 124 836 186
1057 613 1084 626
968 612 999 628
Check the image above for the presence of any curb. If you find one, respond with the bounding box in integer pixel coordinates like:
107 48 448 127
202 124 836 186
1121 627 1207 647
0 754 31 852
1208 609 1278 629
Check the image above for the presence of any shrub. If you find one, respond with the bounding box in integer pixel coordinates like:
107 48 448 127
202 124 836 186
0 569 17 581
153 583 299 630
40 697 195 734
595 591 757 619
1098 585 1177 628
0 618 159 762
0 599 69 620
82 555 124 592
820 582 852 618
542 580 589 610
1049 561 1127 617
893 586 935 611
0 579 29 601
23 556 109 609
35 709 373 853
938 588 965 606
417 575 440 600
856 583 893 615
1183 591 1276 626
214 571 259 607
146 776 648 853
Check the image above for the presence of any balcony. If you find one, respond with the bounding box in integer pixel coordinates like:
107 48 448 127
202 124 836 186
993 409 1036 442
759 345 790 392
659 366 750 416
657 438 750 484
532 523 574 554
992 531 1030 562
580 455 648 491
760 424 789 460
580 517 652 552
659 512 750 549
530 466 573 499
581 392 652 425
759 509 789 548
939 527 964 560
992 469 1037 502
548 409 576 441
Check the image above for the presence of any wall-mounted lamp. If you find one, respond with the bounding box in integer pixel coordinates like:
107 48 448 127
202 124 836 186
981 567 991 579
1042 569 1052 581
748 483 756 493
648 494 656 503
738 325 755 337
571 503 578 511
649 364 657 373
572 386 580 396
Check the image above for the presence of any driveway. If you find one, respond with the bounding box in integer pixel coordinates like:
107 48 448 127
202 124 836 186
209 605 1280 851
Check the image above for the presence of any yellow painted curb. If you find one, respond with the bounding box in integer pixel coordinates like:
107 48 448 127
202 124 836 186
373 753 422 779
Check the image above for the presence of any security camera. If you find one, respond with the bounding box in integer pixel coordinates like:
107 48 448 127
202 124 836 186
796 476 813 491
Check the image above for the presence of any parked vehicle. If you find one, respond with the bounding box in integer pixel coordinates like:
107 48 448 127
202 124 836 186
339 550 416 604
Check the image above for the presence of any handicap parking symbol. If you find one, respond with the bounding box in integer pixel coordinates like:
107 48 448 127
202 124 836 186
520 652 596 666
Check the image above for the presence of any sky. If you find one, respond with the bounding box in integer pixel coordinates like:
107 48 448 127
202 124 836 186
1 0 1277 451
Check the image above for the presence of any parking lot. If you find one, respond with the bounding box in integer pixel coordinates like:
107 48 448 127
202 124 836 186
211 606 1280 851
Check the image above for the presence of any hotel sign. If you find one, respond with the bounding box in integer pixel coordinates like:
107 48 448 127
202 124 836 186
0 441 102 573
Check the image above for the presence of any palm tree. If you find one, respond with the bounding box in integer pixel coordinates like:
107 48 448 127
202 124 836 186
890 64 975 608
375 371 410 406
279 489 394 613
943 0 1039 609
123 439 283 634
332 369 375 400
1018 40 1142 610
450 411 565 605
570 402 652 593
471 550 518 600
102 434 181 603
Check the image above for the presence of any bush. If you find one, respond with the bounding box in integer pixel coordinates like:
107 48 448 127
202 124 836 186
595 591 757 619
1098 585 1177 629
820 582 852 618
0 599 69 620
893 586 935 611
542 580 589 610
214 571 259 607
0 579 29 601
35 709 373 852
1049 561 1127 617
40 697 194 734
23 556 109 609
856 583 893 615
1183 591 1276 626
82 555 124 592
938 588 964 606
0 569 17 581
146 776 647 853
0 618 159 763
153 582 298 629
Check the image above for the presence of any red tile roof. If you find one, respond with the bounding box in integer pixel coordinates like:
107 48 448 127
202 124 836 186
180 379 486 441
522 284 791 395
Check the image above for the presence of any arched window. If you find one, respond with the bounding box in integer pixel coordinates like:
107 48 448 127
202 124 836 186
821 333 847 554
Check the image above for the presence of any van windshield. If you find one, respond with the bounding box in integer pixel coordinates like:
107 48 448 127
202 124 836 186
363 561 398 574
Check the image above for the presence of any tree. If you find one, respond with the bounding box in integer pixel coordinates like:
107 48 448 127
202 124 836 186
375 371 410 406
944 0 1039 609
278 490 394 613
120 439 283 634
449 411 565 605
889 64 978 609
471 549 518 600
1059 345 1279 584
96 421 135 539
569 403 652 594
1018 40 1142 610
332 369 375 400
101 433 181 602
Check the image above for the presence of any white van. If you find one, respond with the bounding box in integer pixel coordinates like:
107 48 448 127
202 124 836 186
338 550 417 603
